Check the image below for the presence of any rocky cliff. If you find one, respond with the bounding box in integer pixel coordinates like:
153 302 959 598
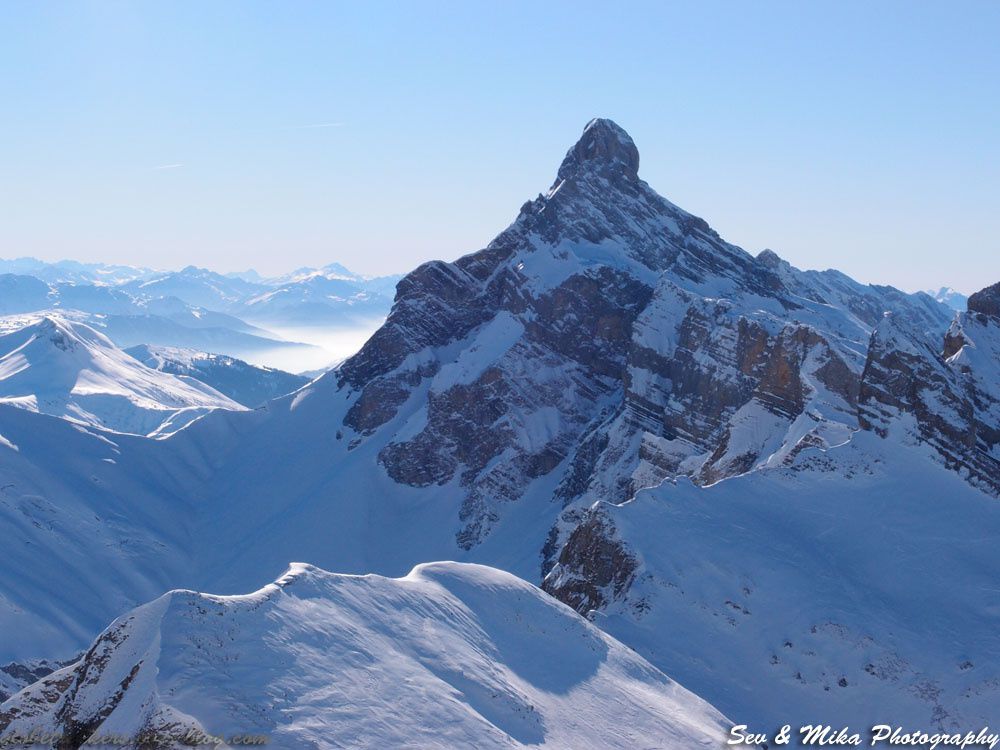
334 118 952 557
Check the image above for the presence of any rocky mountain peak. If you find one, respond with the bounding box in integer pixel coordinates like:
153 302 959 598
756 248 779 265
968 281 1000 319
557 118 640 182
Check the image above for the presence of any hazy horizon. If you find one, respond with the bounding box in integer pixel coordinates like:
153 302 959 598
0 251 979 298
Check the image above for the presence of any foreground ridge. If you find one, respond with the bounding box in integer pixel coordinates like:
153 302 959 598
0 562 730 749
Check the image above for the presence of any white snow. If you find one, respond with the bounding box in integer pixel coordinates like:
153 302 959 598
0 316 244 436
431 312 525 391
2 562 732 749
553 434 1000 735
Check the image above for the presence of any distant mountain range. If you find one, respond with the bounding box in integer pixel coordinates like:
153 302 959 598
0 258 401 325
0 257 155 285
1 120 997 745
925 285 969 311
0 260 402 372
0 317 244 436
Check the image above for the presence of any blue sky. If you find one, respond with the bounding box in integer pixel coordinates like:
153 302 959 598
2 1 998 292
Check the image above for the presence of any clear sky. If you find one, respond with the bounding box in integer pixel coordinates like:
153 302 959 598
2 1 998 293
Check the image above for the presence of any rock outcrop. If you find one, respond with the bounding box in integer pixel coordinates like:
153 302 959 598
859 287 1000 496
968 282 1000 320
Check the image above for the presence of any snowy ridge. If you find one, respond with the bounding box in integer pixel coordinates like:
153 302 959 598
0 258 156 286
0 562 731 749
0 317 244 436
125 344 309 408
859 301 1000 495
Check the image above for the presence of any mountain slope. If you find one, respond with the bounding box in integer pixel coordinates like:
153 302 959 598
544 433 1000 734
0 317 244 435
0 562 731 749
543 282 1000 731
126 344 309 407
123 265 260 311
0 404 208 679
0 119 992 738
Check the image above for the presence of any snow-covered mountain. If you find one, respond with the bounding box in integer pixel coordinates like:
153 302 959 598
0 257 155 285
0 317 244 435
1 119 997 739
239 273 396 327
0 273 318 365
0 562 730 748
925 285 969 311
126 344 309 407
123 266 263 311
121 263 400 328
269 261 396 287
0 261 398 368
336 117 951 546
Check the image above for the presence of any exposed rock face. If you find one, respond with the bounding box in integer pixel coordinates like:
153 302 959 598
0 610 183 746
549 279 1000 622
334 119 953 552
859 292 1000 496
968 282 1000 320
541 507 637 614
0 660 74 704
558 117 641 182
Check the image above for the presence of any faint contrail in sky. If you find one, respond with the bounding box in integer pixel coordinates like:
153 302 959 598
154 163 183 170
289 122 344 129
